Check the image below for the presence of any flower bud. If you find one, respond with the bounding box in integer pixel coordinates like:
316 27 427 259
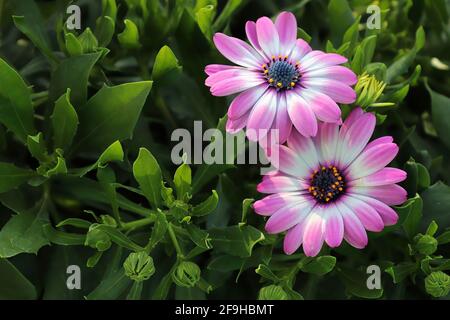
355 72 387 108
85 224 111 251
100 214 117 227
415 234 438 255
425 271 450 298
172 261 201 288
258 285 288 300
123 251 155 282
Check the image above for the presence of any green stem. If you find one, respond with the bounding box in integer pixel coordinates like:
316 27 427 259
168 223 184 259
121 217 155 231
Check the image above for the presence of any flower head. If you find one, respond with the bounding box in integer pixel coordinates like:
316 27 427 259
253 108 407 257
205 12 357 142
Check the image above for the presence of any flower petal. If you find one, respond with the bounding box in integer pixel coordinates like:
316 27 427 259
349 184 407 206
273 144 311 178
286 90 318 137
245 21 262 52
300 52 348 72
301 89 342 124
228 84 268 120
253 192 309 216
213 33 263 68
345 143 399 180
342 195 384 232
324 204 344 248
287 130 321 170
226 112 249 134
349 193 399 226
284 223 305 255
302 79 356 104
315 122 339 165
205 68 259 87
336 112 376 169
256 16 280 58
246 89 277 140
336 201 368 249
205 64 243 76
289 39 312 61
210 75 265 96
303 66 357 85
257 175 309 193
265 200 313 234
302 208 325 257
348 167 407 187
272 92 292 144
275 12 297 53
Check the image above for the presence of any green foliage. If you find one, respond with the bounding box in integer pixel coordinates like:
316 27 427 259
0 0 448 301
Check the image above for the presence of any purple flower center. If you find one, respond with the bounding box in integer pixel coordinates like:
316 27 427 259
309 165 346 203
262 56 300 90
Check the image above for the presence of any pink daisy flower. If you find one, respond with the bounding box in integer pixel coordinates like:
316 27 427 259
205 11 357 143
253 108 407 257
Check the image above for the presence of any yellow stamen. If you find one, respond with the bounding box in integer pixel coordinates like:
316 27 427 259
277 82 283 88
269 78 274 83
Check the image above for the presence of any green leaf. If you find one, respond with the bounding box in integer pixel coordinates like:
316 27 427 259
65 33 83 56
152 264 176 300
212 0 243 31
95 16 115 47
421 182 450 228
386 27 425 83
12 9 55 62
209 225 265 258
255 264 280 282
297 27 312 43
196 4 216 40
0 199 49 258
147 210 168 251
57 218 92 229
426 221 439 237
385 262 418 284
191 190 219 216
301 256 337 276
43 224 86 246
49 52 102 107
118 19 141 49
396 194 423 239
0 58 36 143
0 258 37 299
45 156 68 177
78 28 99 53
133 148 163 208
192 116 235 194
73 81 152 153
174 162 192 202
152 45 182 80
127 281 143 300
339 267 383 299
51 89 79 151
351 36 377 75
425 82 450 149
74 141 124 177
0 163 35 193
186 224 212 249
241 198 254 224
92 225 145 252
27 132 49 163
436 231 450 245
328 0 354 45
86 269 131 300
